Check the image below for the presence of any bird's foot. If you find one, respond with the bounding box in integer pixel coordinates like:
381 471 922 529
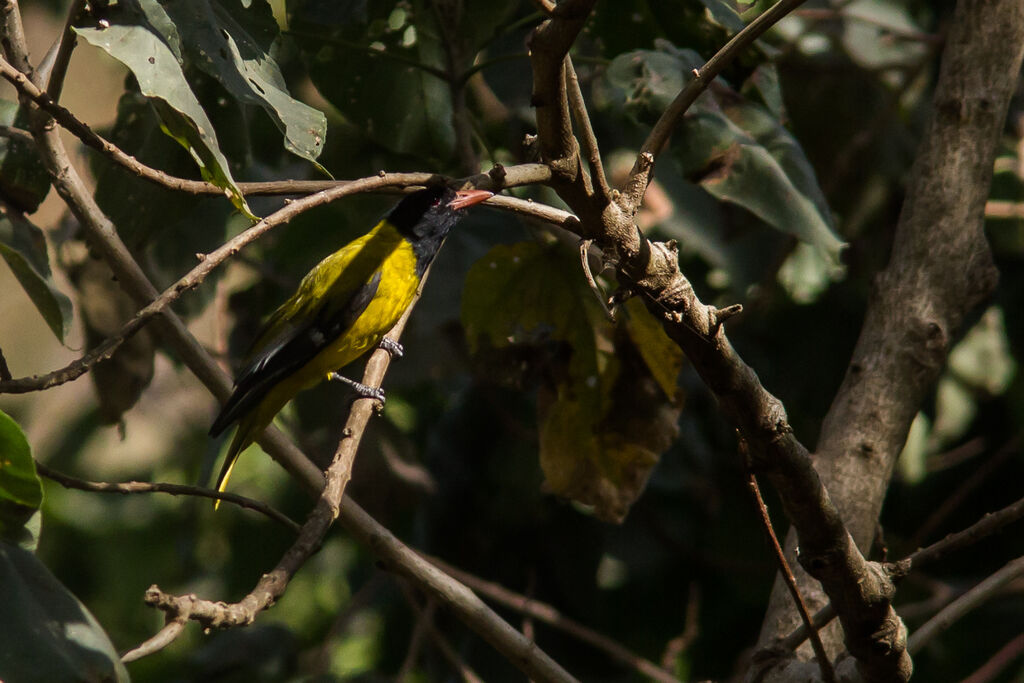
328 372 386 404
379 337 404 358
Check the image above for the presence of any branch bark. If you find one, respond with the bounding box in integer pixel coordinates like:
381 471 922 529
529 3 913 681
756 1 1024 677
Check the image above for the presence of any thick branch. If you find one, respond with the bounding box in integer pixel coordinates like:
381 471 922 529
528 3 909 680
757 0 1024 675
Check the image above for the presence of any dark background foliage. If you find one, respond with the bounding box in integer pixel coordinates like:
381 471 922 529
1 0 1022 681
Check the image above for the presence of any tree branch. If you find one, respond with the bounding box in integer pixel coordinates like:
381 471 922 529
527 3 914 680
35 462 300 532
622 0 809 210
757 0 1024 675
907 556 1024 655
564 57 610 200
426 555 677 683
0 7 577 678
744 460 835 682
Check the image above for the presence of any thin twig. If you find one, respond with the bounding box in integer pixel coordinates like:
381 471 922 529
961 633 1024 683
0 123 33 143
578 239 615 322
0 5 578 679
38 0 84 100
397 586 435 682
0 173 566 397
35 462 301 533
784 488 1024 651
660 582 700 670
0 346 11 381
907 556 1024 654
145 288 422 634
910 434 1021 549
401 584 485 683
743 444 836 683
894 491 1024 577
426 555 678 683
564 57 610 200
622 0 809 210
120 616 187 663
0 173 445 395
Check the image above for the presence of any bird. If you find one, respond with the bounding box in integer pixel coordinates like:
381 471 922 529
209 185 493 502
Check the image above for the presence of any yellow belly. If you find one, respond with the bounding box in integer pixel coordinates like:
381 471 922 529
302 237 419 385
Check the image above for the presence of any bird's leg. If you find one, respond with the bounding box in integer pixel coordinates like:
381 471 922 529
378 337 404 358
327 372 386 403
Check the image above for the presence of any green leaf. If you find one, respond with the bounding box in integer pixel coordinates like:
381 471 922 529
538 391 662 524
73 21 255 218
841 0 928 70
290 0 456 162
463 242 684 521
598 43 845 266
698 0 746 32
0 410 43 546
0 99 51 212
91 89 239 308
0 543 129 683
0 205 73 342
948 307 1017 395
462 241 614 411
621 297 683 402
156 0 329 170
777 241 845 304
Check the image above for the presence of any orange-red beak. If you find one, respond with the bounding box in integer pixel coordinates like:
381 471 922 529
450 189 493 210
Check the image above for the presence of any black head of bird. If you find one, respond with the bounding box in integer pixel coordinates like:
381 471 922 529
387 186 492 270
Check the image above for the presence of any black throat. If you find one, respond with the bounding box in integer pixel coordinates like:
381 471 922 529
386 187 461 276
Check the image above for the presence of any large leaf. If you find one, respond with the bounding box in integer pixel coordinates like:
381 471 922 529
91 89 241 308
462 241 615 413
289 0 456 162
463 242 683 521
74 21 254 217
0 543 129 683
0 204 72 342
150 0 328 170
841 0 929 70
0 410 42 549
0 99 51 212
598 41 844 266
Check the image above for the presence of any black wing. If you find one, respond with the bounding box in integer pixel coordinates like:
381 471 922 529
209 271 382 437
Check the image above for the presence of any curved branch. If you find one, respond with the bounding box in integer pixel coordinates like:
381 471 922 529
622 0 809 210
0 169 561 396
907 557 1024 655
35 462 300 533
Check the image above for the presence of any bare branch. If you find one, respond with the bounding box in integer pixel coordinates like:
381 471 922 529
401 586 485 683
564 57 610 200
622 0 809 210
961 633 1024 683
119 616 187 663
907 556 1024 654
528 0 598 211
0 168 563 397
744 458 835 683
426 555 678 683
35 462 301 533
37 0 84 99
759 0 1024 671
0 9 578 677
